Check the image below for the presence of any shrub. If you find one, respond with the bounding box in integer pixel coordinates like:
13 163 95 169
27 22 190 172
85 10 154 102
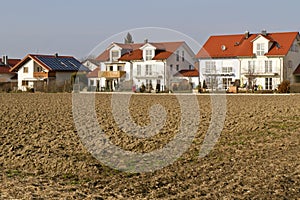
278 80 290 93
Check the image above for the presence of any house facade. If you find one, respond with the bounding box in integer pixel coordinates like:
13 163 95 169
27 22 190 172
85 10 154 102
0 55 20 83
10 54 90 91
197 31 300 91
82 59 100 71
90 41 196 92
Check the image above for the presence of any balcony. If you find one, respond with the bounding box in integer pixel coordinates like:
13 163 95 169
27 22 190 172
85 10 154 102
33 72 48 78
98 71 126 78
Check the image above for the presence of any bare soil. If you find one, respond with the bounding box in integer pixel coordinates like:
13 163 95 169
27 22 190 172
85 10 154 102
0 93 299 199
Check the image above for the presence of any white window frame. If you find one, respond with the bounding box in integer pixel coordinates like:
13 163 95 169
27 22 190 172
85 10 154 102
111 50 119 61
248 61 255 73
145 50 153 61
205 61 216 74
265 60 272 73
145 64 152 76
137 64 141 76
265 78 273 90
222 66 233 74
222 78 232 90
257 43 265 56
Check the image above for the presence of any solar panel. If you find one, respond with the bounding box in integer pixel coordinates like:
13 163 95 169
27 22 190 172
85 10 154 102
36 56 90 72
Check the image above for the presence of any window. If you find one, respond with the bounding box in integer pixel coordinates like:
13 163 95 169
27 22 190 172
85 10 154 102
170 64 173 73
182 51 185 62
222 67 233 74
109 66 113 71
189 65 193 70
145 64 152 76
23 67 28 73
205 61 216 74
22 80 29 86
145 50 153 61
256 43 265 56
265 78 272 90
176 51 179 61
111 51 119 61
137 64 141 76
35 66 43 72
265 61 272 73
223 78 232 90
117 66 122 71
90 80 94 86
176 65 179 71
288 60 293 68
248 61 255 73
206 77 217 89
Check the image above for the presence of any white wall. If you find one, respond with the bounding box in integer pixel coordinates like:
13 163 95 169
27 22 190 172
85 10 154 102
284 40 300 83
199 58 240 90
17 59 35 91
132 60 165 90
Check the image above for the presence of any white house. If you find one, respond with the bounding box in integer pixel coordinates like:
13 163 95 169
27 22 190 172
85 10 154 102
82 59 100 71
197 31 300 90
10 54 90 91
90 41 196 92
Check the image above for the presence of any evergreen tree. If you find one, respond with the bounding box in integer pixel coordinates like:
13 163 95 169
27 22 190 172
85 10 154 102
124 32 134 44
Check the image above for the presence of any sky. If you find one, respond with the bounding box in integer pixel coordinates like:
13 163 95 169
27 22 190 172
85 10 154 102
1 0 300 60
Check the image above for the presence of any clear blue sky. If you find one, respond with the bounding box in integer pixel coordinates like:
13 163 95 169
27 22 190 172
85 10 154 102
1 0 300 59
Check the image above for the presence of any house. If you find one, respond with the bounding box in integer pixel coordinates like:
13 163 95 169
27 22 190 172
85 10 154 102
10 54 90 91
0 55 20 83
196 31 300 91
82 58 100 71
92 41 196 92
86 67 101 91
173 69 200 91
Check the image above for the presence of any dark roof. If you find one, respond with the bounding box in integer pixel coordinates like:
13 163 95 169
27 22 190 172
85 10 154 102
0 58 21 67
10 54 90 72
293 64 300 75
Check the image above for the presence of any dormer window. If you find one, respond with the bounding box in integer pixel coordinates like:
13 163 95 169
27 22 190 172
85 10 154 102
145 50 153 61
256 43 265 56
111 50 120 61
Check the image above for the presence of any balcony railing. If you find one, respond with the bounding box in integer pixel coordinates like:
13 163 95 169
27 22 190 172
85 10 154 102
98 71 126 78
33 72 48 78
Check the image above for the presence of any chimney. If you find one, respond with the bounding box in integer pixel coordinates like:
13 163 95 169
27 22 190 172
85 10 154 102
55 53 59 58
144 38 148 43
2 55 8 65
261 29 267 36
244 31 250 39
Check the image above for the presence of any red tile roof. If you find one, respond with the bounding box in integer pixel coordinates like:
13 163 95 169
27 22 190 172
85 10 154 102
0 58 21 74
196 32 299 58
0 58 21 67
174 69 199 77
87 67 100 78
0 66 13 74
119 49 143 61
152 51 173 60
98 41 185 62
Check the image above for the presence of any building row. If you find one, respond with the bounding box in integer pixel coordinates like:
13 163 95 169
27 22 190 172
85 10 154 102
1 30 300 92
